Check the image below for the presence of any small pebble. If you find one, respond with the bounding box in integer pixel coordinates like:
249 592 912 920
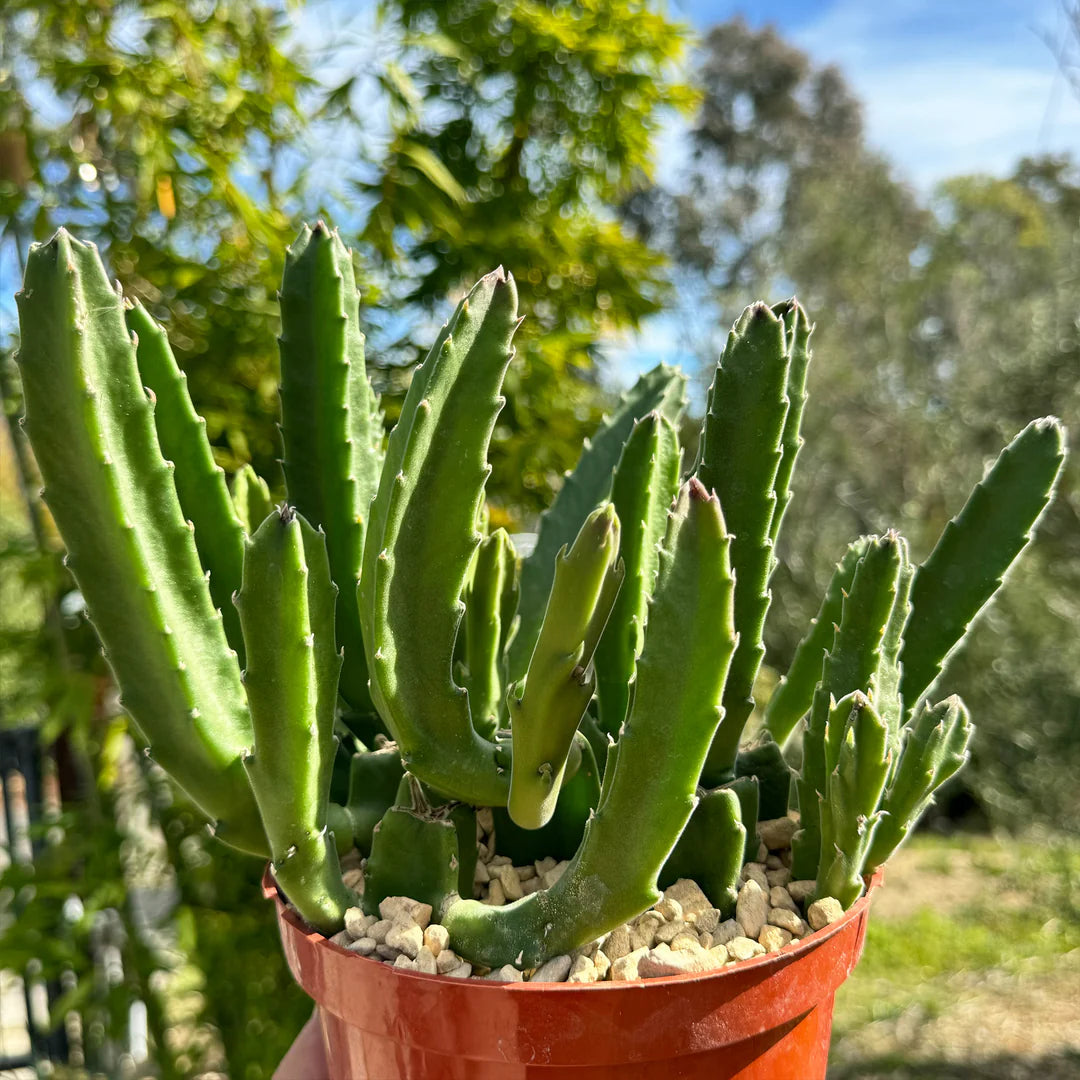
392 954 417 971
344 908 374 939
709 943 729 964
446 963 473 978
515 865 537 881
542 861 570 888
531 955 573 983
759 925 793 953
807 896 845 931
347 937 377 956
329 930 352 948
670 933 701 952
535 856 557 876
476 807 494 835
342 868 365 892
567 955 595 981
787 880 817 904
379 896 432 929
610 947 649 981
663 879 711 918
485 879 506 906
766 867 791 888
712 919 740 946
756 841 769 863
497 864 524 900
473 861 490 884
637 943 721 978
593 949 611 980
488 855 512 868
769 886 799 913
757 816 798 850
522 876 543 895
654 919 690 945
484 964 523 982
740 863 770 892
727 936 767 961
736 878 769 940
415 946 438 974
385 923 423 959
423 924 449 957
376 944 401 961
368 920 392 944
765 854 784 870
435 949 462 974
602 925 632 961
654 896 684 922
767 907 808 936
691 907 723 935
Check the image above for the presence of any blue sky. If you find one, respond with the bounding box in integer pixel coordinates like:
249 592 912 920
669 0 1079 188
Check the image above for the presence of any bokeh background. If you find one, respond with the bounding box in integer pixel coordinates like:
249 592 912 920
1 1 1077 1076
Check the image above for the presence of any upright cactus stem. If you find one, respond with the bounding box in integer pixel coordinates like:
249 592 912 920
508 365 687 685
14 231 264 856
816 692 891 908
764 537 870 748
900 417 1066 706
791 533 908 881
508 503 623 829
125 299 247 661
459 528 518 739
237 505 353 932
594 411 681 736
359 269 520 806
864 696 972 872
697 303 794 786
279 223 384 717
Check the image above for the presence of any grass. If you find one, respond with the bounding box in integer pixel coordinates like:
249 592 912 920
829 831 1080 1077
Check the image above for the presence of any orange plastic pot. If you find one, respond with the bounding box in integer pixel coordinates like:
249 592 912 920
266 867 882 1079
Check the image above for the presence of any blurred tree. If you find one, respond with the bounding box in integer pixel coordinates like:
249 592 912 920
350 0 696 512
0 0 312 476
637 18 1080 828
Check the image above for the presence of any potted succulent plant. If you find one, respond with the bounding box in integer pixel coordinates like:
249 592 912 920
14 224 1065 1079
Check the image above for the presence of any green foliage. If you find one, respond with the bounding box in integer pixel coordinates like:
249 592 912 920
237 506 354 932
357 0 696 509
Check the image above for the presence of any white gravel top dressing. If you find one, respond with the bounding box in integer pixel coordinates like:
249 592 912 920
322 811 850 983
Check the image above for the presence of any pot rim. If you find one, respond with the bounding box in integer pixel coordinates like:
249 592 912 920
263 864 884 991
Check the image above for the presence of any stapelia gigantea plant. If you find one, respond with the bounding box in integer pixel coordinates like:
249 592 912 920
14 225 1066 970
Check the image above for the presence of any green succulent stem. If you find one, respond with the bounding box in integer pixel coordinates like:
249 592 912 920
360 269 520 806
507 503 624 829
279 222 384 716
698 303 792 786
125 299 247 661
508 365 686 684
816 692 890 908
460 528 518 738
237 505 353 933
764 537 870 748
900 417 1066 706
594 411 682 736
14 230 264 856
864 696 972 871
443 479 736 969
